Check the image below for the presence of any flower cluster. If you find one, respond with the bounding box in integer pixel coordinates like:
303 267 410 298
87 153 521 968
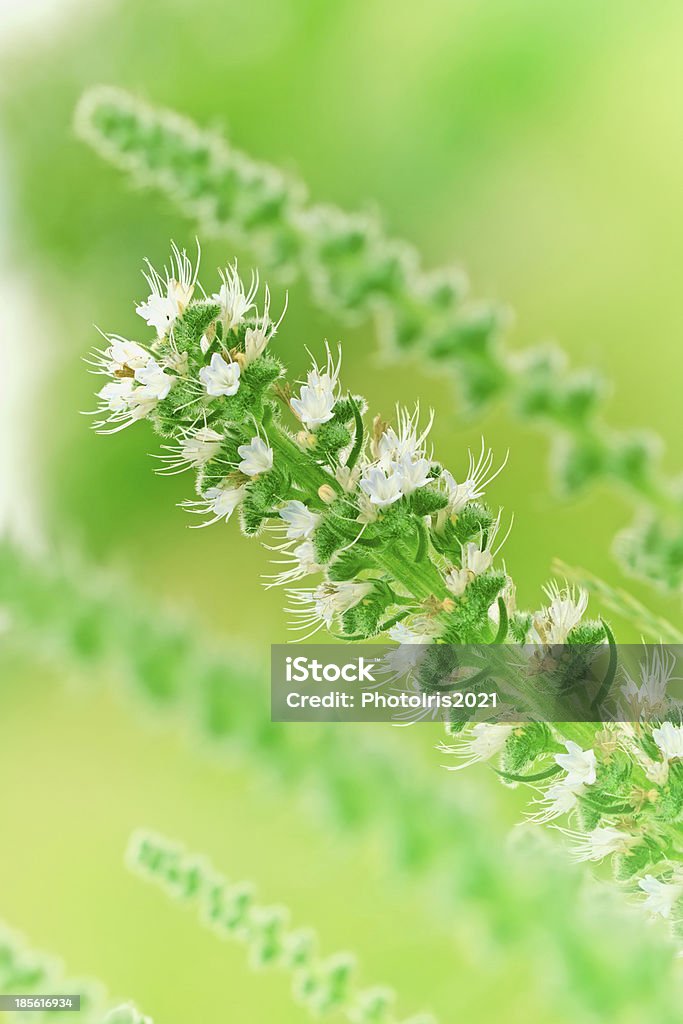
442 645 683 938
90 244 604 651
76 86 683 597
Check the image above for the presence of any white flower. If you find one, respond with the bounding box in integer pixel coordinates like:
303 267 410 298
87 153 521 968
554 741 597 791
440 439 508 514
179 427 223 467
278 500 320 540
461 539 493 576
393 454 431 495
652 721 683 762
97 378 137 414
444 566 469 597
620 647 675 719
265 538 322 589
335 463 361 493
376 405 433 466
136 293 178 337
529 582 589 646
199 352 241 397
93 378 157 433
105 337 149 374
243 286 288 365
445 523 509 596
238 436 273 476
527 778 580 824
312 581 371 626
136 241 199 337
440 723 514 771
134 357 174 401
489 578 516 627
565 825 636 862
388 622 434 645
290 344 342 429
293 540 318 574
359 465 403 507
211 261 259 332
286 581 372 638
182 480 246 527
382 621 434 676
638 875 683 919
644 757 670 786
156 426 223 475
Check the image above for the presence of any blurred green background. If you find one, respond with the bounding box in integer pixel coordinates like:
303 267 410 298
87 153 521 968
1 0 683 1021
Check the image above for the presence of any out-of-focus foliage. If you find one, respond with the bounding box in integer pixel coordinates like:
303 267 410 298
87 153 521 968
3 539 683 1023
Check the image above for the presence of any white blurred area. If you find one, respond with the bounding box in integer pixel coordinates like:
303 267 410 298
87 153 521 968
0 0 106 545
0 0 93 40
0 158 46 547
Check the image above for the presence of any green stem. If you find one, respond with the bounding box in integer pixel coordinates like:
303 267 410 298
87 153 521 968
373 540 447 602
268 423 341 499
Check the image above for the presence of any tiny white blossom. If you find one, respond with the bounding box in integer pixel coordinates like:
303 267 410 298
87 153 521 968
393 454 431 495
93 378 157 433
279 500 320 540
98 378 137 414
440 723 514 771
243 286 288 365
564 825 636 862
293 540 318 573
529 582 589 646
136 241 199 337
554 740 597 790
381 621 435 676
312 581 371 626
638 875 683 919
652 721 683 762
134 357 174 401
290 344 342 429
238 436 273 476
212 261 259 332
444 512 509 595
489 578 516 627
376 405 433 466
440 439 508 514
461 540 493 576
264 538 322 589
444 566 469 597
388 622 434 645
359 465 403 507
644 757 670 786
527 778 580 824
179 427 223 467
620 647 676 719
199 352 241 397
136 293 178 337
155 426 223 475
286 581 372 638
106 337 149 374
182 480 247 527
